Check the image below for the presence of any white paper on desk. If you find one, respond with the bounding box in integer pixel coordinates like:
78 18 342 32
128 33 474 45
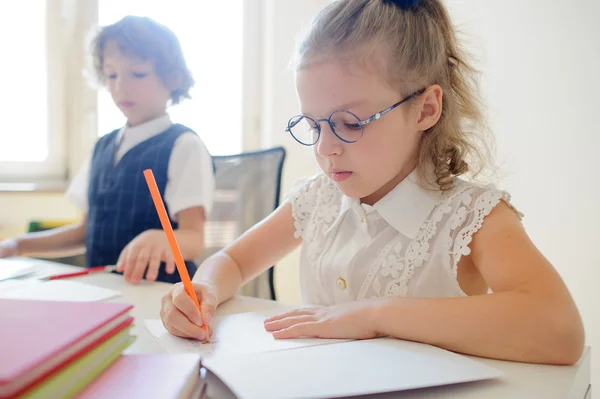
0 278 43 293
0 280 121 302
144 311 351 357
0 258 40 281
0 257 81 281
203 337 504 399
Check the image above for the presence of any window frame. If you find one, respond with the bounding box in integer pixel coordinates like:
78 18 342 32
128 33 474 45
0 0 264 187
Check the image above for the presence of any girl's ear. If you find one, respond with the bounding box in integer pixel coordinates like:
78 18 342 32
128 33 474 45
415 85 443 131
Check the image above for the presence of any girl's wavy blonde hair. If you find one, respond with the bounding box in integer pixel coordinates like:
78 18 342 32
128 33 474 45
295 0 494 190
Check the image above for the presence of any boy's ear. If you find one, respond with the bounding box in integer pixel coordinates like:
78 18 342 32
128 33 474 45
165 71 182 91
416 85 443 132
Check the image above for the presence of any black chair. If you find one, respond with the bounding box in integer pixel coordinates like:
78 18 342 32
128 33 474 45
199 147 286 300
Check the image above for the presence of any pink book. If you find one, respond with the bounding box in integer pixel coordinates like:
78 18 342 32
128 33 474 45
77 354 201 399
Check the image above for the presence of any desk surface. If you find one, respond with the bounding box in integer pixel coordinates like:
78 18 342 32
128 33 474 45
31 264 593 399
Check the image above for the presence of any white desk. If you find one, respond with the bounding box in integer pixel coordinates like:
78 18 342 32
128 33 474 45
27 264 593 399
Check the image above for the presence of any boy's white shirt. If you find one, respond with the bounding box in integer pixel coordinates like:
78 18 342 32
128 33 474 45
66 115 215 221
288 172 522 305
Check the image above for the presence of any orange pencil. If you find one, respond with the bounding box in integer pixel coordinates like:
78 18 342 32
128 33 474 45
143 169 209 341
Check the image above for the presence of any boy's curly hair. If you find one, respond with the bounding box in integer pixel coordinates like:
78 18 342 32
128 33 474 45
91 16 194 105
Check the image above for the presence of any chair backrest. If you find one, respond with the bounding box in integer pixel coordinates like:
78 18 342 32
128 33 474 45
200 147 286 300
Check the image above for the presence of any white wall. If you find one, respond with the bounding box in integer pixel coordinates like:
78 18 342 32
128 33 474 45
446 0 599 388
264 0 599 387
0 193 79 239
262 0 331 305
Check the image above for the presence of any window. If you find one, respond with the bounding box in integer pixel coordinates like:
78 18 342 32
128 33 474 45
0 1 66 181
98 0 245 155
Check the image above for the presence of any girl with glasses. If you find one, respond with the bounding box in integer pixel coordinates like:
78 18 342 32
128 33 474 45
160 0 583 365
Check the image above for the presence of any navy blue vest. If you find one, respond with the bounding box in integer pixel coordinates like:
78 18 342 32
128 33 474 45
86 124 197 283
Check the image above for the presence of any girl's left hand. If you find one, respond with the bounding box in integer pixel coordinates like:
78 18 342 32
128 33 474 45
263 300 379 340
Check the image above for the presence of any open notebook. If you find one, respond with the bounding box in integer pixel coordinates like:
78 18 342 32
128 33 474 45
146 311 503 398
145 311 351 357
202 338 503 399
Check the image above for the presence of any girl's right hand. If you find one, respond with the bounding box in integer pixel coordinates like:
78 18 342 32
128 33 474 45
0 238 19 258
160 281 217 341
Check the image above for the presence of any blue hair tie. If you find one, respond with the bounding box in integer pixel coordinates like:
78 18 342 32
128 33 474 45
381 0 420 9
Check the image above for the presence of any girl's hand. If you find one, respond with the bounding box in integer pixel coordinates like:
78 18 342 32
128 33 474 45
160 281 217 341
263 300 379 340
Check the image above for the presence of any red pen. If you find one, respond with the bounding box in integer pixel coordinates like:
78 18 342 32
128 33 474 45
43 266 117 280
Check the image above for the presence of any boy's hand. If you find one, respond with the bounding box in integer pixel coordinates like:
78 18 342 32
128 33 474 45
0 238 19 258
116 230 175 284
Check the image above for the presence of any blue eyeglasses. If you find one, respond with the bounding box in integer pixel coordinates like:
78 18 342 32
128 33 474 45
285 88 425 146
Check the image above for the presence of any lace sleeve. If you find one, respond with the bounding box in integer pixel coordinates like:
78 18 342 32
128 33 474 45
285 173 327 239
450 187 523 276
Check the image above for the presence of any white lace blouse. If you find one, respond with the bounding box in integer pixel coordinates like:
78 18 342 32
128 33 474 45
288 172 520 306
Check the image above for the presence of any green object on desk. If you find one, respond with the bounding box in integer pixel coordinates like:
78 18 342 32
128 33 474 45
27 220 74 233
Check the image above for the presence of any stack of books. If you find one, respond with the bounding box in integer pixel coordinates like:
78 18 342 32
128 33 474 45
0 299 134 398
